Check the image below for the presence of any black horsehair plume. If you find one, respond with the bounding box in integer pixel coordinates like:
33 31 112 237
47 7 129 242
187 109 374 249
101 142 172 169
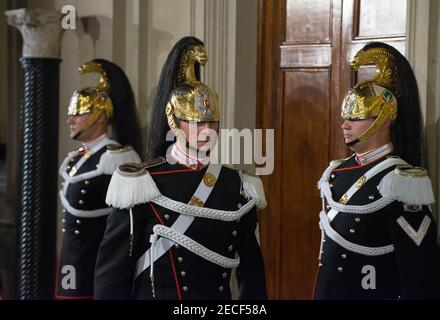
147 36 204 160
93 59 144 158
362 42 425 167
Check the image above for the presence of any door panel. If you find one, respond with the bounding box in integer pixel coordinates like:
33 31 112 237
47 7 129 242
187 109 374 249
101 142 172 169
280 70 330 298
285 0 332 43
357 0 407 38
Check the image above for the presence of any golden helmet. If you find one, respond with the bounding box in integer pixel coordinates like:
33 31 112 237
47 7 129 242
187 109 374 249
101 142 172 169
341 46 399 144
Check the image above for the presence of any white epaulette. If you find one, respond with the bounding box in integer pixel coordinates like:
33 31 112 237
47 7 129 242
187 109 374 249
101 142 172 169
105 159 167 209
238 170 267 210
97 145 141 175
378 164 435 205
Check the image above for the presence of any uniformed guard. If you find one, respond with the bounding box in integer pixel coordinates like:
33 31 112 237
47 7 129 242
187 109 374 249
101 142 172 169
314 42 440 300
56 59 143 299
94 37 267 300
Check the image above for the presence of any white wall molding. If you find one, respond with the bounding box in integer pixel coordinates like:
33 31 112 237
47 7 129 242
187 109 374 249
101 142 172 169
202 0 237 129
407 0 440 227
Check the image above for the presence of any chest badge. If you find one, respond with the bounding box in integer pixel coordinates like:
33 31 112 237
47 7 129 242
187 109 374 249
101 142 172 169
203 172 217 187
339 194 349 205
355 175 367 188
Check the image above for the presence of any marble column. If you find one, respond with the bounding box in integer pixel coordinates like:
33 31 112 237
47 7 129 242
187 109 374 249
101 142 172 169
5 8 63 299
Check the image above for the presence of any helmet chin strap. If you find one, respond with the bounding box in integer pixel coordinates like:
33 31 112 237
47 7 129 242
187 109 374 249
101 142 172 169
71 110 105 140
72 131 82 140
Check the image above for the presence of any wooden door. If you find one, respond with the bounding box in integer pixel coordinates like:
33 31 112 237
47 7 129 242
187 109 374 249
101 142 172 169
257 0 407 299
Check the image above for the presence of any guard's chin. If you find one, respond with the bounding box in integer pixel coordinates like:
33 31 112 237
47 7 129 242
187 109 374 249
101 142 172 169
345 138 362 151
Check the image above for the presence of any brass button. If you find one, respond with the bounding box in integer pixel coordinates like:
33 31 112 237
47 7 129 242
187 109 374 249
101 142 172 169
222 272 227 278
180 271 187 277
62 209 66 213
81 189 87 194
341 253 347 259
218 286 224 292
62 228 66 233
174 243 180 249
182 286 188 292
76 219 81 225
74 230 80 235
337 267 343 272
369 195 375 200
232 231 238 237
164 214 170 220
228 245 234 252
331 174 335 179
84 180 90 185
79 200 84 205
355 217 361 223
62 219 66 223
178 257 183 263
349 228 355 234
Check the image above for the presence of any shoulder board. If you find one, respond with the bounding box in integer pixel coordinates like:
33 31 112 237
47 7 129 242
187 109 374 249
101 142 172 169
97 145 141 175
239 170 267 209
378 164 435 206
106 144 123 151
141 157 168 170
105 163 161 209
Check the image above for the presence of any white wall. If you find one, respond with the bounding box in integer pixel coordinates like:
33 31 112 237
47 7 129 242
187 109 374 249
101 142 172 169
407 0 440 230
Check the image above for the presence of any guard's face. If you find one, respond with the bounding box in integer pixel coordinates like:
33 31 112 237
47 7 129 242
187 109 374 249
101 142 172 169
178 120 219 152
67 114 91 139
341 118 375 145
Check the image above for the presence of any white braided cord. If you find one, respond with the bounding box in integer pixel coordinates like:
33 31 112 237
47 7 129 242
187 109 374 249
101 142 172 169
151 195 254 221
320 182 394 214
319 211 394 256
152 224 240 268
318 157 408 214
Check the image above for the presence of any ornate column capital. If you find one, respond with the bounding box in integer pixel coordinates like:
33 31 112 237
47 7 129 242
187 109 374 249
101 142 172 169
5 8 63 59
